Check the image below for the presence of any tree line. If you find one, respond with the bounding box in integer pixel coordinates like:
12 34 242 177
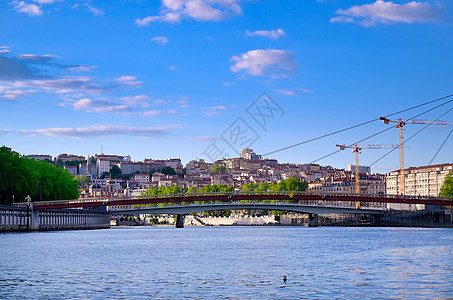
0 147 79 205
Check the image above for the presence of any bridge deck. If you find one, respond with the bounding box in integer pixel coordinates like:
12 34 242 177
17 191 453 210
110 203 384 216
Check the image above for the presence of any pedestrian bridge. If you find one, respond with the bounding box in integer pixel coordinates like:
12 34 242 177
27 190 453 210
110 203 384 228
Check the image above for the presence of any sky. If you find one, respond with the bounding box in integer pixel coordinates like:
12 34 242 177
1 0 453 172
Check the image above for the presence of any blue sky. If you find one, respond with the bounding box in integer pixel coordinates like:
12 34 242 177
1 0 452 172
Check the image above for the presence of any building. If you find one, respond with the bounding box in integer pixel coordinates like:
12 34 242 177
26 154 52 161
96 159 110 178
118 162 156 175
133 173 150 184
347 165 371 174
386 163 453 197
186 159 211 175
64 165 78 176
386 163 453 210
240 148 262 160
165 159 184 174
55 153 85 163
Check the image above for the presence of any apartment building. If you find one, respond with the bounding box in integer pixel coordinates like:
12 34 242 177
386 163 453 197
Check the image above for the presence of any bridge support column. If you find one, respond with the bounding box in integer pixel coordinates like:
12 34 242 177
176 214 185 228
307 213 318 227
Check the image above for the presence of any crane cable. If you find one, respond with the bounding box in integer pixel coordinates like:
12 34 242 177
263 93 453 156
369 106 453 167
309 97 453 164
428 128 453 165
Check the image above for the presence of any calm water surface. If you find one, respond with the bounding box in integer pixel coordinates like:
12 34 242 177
1 226 452 299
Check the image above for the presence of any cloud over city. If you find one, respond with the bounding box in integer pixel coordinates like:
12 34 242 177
135 0 243 25
331 1 445 26
19 125 181 138
245 29 286 39
230 49 297 78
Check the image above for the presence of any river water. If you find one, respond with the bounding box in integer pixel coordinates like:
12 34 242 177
1 226 452 299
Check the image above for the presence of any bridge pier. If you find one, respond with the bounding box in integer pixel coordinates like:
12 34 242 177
307 213 319 227
176 214 185 228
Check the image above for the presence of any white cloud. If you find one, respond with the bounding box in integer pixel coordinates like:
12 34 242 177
230 49 297 78
67 98 130 113
19 125 180 138
15 54 59 63
64 65 98 72
221 81 231 86
143 110 163 117
136 0 242 25
178 100 189 107
12 1 43 16
169 65 179 71
151 36 169 44
140 109 177 117
202 105 228 117
245 29 286 39
299 88 312 93
15 76 106 94
33 0 61 3
121 94 151 107
1 48 154 116
114 76 142 87
84 3 104 16
0 46 11 55
186 136 219 141
273 89 295 96
0 88 37 100
331 1 444 26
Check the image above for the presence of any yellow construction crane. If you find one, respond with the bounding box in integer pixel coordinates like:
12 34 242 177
336 144 401 196
380 117 453 195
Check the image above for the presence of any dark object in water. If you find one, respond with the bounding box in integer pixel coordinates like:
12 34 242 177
283 275 287 282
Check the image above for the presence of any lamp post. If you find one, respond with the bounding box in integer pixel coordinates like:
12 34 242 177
25 195 31 232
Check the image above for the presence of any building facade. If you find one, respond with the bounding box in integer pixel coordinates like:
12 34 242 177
386 163 453 197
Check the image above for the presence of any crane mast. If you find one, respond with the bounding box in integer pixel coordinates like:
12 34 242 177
336 144 400 199
380 117 453 195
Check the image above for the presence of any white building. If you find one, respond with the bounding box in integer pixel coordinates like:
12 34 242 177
96 159 110 178
386 163 453 210
240 148 262 160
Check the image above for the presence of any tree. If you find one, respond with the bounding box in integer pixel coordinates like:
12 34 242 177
161 166 176 175
0 147 78 205
110 165 122 179
440 173 453 197
75 175 90 187
55 159 64 167
100 171 110 179
210 165 226 173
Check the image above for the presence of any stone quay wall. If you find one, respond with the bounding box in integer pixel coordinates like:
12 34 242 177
0 205 110 232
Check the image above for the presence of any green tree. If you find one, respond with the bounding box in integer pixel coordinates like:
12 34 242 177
440 173 453 197
210 165 226 173
161 166 176 175
110 165 122 179
55 159 64 168
75 175 91 187
0 147 79 205
100 171 110 179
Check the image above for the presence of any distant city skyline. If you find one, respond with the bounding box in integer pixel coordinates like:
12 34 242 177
1 0 452 172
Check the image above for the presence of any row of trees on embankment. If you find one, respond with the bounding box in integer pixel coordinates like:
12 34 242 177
137 177 308 208
141 177 308 197
0 147 79 205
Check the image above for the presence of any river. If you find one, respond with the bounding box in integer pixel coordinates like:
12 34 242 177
1 226 452 299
